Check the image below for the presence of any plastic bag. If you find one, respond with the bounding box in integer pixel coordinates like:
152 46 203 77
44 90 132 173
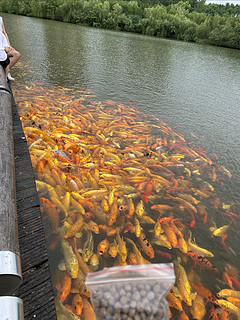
85 263 175 320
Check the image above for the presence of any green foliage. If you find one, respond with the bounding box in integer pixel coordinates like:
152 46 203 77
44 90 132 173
0 0 239 49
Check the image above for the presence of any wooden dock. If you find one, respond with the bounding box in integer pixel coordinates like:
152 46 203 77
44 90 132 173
12 94 57 319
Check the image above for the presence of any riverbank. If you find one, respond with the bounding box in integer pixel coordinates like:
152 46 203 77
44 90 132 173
0 0 239 49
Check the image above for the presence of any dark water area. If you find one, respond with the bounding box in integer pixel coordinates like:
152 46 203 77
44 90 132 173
3 11 240 319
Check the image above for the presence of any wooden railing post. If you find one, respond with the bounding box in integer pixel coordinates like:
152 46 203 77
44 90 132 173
0 66 22 296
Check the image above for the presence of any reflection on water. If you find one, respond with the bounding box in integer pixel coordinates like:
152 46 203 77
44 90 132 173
13 82 240 319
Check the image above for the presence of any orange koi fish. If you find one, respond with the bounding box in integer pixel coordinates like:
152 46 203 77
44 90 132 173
226 297 240 309
166 291 183 311
97 239 110 255
40 197 59 232
82 298 96 320
108 197 118 226
128 252 138 265
151 204 174 214
187 252 219 274
190 282 217 305
71 293 83 316
58 272 72 303
139 232 154 259
161 222 178 248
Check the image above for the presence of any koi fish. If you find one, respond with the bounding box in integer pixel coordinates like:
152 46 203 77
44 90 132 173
71 293 83 316
166 291 183 311
82 231 94 262
217 299 240 318
161 222 178 248
97 239 110 255
190 282 217 305
150 204 174 214
153 234 172 249
174 257 196 306
40 197 59 232
125 237 145 265
90 254 99 269
61 240 79 279
187 231 214 257
108 197 118 226
139 231 154 259
217 289 240 299
190 295 206 320
64 215 84 239
55 298 80 320
128 252 138 265
135 200 145 216
212 223 231 237
134 217 142 238
58 272 72 303
187 252 219 274
116 229 127 263
82 298 96 320
108 241 118 258
226 297 240 309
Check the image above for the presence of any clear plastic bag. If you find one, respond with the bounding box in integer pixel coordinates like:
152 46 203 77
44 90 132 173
86 263 175 320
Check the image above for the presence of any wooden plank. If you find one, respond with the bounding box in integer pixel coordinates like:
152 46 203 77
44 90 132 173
0 67 22 295
12 92 57 319
16 263 57 319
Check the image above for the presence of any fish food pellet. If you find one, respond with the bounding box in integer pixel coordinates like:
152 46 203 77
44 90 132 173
89 274 172 320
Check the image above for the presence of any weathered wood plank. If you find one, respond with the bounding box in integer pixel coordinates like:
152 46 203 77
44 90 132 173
12 91 57 319
0 67 22 295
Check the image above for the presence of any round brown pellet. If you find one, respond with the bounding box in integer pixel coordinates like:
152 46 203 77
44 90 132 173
113 312 121 319
120 296 128 305
146 291 155 301
128 308 136 317
125 284 131 292
101 299 108 308
133 291 141 301
153 285 161 293
119 288 125 296
129 301 136 309
104 292 112 299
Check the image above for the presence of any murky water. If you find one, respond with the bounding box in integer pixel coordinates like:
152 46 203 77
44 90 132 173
3 12 240 320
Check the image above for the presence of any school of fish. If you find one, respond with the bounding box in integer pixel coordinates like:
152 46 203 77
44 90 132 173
13 82 240 320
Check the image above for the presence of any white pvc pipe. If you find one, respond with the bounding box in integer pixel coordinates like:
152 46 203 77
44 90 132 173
0 296 24 320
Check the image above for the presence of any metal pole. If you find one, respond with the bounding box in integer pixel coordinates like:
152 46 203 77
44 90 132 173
0 296 24 320
0 67 22 295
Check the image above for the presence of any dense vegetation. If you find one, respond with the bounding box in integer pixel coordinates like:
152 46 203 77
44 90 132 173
0 0 239 49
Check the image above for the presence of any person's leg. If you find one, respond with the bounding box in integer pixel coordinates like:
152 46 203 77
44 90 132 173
4 64 9 79
7 48 20 69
